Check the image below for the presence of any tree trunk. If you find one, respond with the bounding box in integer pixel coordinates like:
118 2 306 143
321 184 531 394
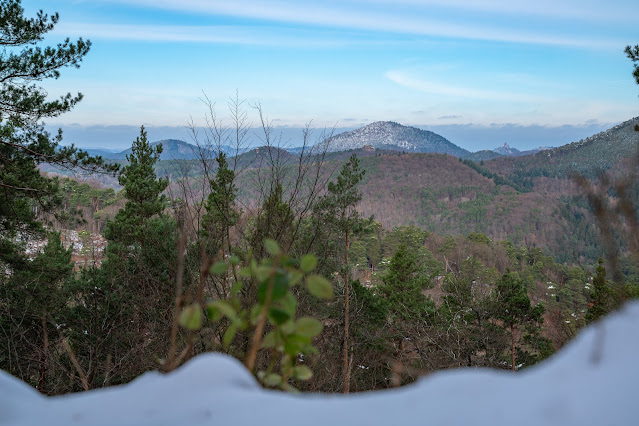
38 316 48 394
342 229 350 394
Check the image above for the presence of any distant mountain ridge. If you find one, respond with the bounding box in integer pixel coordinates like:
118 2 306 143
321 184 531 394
487 116 639 179
93 139 235 161
492 142 551 157
323 121 471 158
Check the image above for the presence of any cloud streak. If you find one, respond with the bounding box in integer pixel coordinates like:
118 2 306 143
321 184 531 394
95 0 625 48
384 70 550 102
54 23 357 47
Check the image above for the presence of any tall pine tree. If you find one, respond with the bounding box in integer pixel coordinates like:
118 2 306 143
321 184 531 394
315 154 365 393
0 0 117 270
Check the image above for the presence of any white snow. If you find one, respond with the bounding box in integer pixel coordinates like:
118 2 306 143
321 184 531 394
2 302 639 426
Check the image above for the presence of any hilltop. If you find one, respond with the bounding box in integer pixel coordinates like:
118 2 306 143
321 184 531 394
323 121 471 158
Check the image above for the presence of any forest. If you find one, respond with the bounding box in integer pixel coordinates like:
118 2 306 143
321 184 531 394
1 0 639 398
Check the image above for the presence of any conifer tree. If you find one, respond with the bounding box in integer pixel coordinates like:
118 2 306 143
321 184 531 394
379 244 430 321
586 258 614 323
0 231 73 393
493 272 544 371
98 127 177 380
315 153 365 393
0 0 117 270
202 152 239 257
104 126 168 248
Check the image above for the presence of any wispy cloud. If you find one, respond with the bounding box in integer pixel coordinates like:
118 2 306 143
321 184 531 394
357 0 636 22
54 23 355 47
384 70 550 102
96 0 625 48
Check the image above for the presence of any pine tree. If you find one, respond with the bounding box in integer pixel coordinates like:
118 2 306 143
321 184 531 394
98 127 177 381
493 272 544 371
104 126 168 248
586 258 613 323
625 44 639 86
0 0 117 270
379 244 430 321
202 152 239 257
0 231 73 393
315 153 365 394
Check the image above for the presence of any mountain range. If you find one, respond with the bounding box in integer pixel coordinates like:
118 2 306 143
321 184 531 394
69 116 639 263
86 140 236 161
79 121 570 162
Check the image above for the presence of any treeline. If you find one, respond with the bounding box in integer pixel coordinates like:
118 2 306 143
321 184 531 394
2 122 630 395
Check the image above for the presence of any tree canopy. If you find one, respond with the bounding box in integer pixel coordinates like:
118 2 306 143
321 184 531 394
0 0 117 269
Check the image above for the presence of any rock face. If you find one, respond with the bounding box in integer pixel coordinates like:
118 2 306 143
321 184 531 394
493 142 520 156
324 121 470 158
2 302 638 426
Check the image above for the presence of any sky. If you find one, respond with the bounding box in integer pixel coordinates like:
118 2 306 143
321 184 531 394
20 0 639 151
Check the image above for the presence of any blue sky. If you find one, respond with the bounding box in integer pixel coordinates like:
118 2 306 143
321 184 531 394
21 0 639 150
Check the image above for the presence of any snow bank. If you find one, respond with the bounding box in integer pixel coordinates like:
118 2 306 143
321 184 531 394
3 302 639 426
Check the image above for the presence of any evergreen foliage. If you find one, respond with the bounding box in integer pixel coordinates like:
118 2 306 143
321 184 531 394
0 232 74 393
0 0 117 270
202 152 240 255
493 272 545 370
379 244 431 321
586 259 614 323
625 44 639 86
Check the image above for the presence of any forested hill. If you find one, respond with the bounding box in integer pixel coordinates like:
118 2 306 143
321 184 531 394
323 121 471 158
349 152 601 263
485 116 639 180
348 117 639 262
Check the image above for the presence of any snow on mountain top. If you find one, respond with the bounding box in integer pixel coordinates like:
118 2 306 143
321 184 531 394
325 121 470 157
2 302 639 426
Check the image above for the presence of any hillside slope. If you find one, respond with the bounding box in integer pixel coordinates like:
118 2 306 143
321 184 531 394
487 117 639 180
353 152 600 261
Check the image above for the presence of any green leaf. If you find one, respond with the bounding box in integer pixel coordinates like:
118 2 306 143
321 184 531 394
268 307 291 325
210 261 228 275
206 300 237 322
293 365 313 381
295 317 323 338
262 373 282 387
264 238 281 256
280 291 298 317
284 333 311 356
179 303 203 330
261 331 278 349
250 304 262 325
300 254 317 272
306 275 334 299
289 270 304 286
230 280 243 295
256 265 272 283
229 255 241 266
223 322 239 347
206 304 223 322
257 272 289 304
305 344 320 356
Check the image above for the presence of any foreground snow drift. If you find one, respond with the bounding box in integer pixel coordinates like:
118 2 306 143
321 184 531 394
2 302 638 426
